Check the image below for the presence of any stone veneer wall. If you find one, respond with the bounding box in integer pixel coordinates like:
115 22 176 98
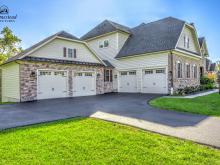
168 53 203 93
19 61 105 102
104 82 113 93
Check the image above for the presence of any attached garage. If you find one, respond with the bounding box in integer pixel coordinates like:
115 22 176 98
73 72 96 96
142 68 168 94
119 71 137 93
37 70 68 100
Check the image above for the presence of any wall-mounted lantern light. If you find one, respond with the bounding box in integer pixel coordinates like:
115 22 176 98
97 73 100 78
30 71 36 78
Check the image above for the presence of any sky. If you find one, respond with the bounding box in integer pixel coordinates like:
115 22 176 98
0 0 219 61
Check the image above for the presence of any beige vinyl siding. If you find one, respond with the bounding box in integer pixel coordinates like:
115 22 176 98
1 62 20 102
117 32 130 52
116 53 168 70
87 32 118 60
29 38 100 63
177 26 200 53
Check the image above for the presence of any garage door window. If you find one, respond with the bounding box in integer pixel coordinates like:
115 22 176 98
145 70 153 74
39 71 51 76
129 71 136 75
120 72 127 76
75 73 82 76
156 69 165 74
85 72 93 76
54 71 66 76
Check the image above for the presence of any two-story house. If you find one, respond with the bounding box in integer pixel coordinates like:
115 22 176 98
0 17 209 102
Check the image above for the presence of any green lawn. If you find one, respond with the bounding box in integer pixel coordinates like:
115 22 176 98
0 118 219 164
150 93 220 116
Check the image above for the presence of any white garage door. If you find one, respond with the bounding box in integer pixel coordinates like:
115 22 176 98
142 68 167 94
73 72 96 97
119 71 137 93
37 70 68 100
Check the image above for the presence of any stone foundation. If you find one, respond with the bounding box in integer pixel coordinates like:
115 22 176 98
19 61 105 102
104 82 113 93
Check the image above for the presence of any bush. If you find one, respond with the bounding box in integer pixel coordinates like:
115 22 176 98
174 77 215 96
200 76 215 85
200 76 215 90
176 86 200 95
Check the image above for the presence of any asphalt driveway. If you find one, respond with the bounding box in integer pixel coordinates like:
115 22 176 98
0 93 219 148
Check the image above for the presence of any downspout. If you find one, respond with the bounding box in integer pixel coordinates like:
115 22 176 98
170 51 174 95
15 60 21 102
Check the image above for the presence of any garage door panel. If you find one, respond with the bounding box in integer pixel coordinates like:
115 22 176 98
37 70 68 100
119 71 137 93
142 68 167 94
73 72 96 97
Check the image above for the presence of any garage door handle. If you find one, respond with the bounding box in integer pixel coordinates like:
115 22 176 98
63 91 67 93
91 90 95 91
143 87 147 88
38 92 42 94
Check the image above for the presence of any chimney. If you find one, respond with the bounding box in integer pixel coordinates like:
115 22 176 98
190 22 195 27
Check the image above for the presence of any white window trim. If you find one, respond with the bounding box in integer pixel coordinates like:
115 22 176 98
177 61 183 78
99 39 109 49
193 64 197 79
186 63 190 78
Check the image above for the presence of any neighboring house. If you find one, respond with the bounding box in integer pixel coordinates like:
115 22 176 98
0 17 208 102
198 37 209 76
206 59 218 80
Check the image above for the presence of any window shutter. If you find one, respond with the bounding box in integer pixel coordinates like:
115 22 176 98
104 69 106 81
63 47 66 57
110 70 113 82
184 36 186 47
74 49 76 58
187 38 190 48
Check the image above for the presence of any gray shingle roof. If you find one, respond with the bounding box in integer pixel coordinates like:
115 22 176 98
103 60 114 68
210 63 216 72
4 31 80 64
116 17 185 58
81 20 131 40
21 56 103 66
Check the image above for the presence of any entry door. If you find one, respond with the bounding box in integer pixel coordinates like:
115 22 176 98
73 72 96 96
119 71 137 93
142 68 167 94
37 70 67 99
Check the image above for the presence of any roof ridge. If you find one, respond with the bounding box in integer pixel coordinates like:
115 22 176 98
145 17 185 26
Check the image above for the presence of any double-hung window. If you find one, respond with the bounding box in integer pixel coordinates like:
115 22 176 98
104 69 112 82
177 62 183 78
68 48 73 58
99 40 109 48
193 65 197 78
63 47 76 58
186 64 190 78
184 35 190 49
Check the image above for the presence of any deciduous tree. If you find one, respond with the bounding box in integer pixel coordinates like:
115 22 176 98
0 27 22 64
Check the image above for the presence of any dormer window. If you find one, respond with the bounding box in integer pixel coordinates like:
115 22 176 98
99 40 109 48
184 35 190 49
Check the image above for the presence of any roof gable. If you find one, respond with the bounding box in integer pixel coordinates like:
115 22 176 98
198 37 209 56
116 17 185 58
81 20 131 40
4 31 104 65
